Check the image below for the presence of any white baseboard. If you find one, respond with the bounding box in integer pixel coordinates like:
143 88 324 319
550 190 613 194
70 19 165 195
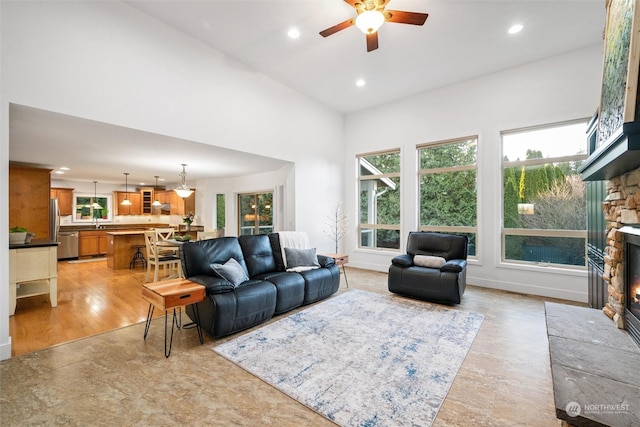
467 275 587 303
0 336 12 360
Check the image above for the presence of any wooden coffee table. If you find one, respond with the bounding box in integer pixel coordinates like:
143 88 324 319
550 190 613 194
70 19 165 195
142 278 205 357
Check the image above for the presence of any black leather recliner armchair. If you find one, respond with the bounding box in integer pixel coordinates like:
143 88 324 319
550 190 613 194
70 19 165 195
388 232 468 304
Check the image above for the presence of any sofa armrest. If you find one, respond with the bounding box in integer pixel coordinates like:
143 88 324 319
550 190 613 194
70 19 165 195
317 255 335 268
391 254 414 268
440 259 466 273
187 275 235 295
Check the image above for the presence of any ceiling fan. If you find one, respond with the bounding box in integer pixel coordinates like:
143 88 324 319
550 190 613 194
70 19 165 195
319 0 428 52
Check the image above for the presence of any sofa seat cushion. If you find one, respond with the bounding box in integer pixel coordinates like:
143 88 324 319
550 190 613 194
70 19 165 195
207 280 277 337
298 265 340 304
261 272 305 314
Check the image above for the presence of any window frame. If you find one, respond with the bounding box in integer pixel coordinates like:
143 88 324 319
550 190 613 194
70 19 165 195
237 191 274 236
501 119 589 269
72 193 113 223
417 136 479 259
357 149 401 251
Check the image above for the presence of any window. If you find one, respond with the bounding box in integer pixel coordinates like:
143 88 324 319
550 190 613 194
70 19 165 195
216 193 225 231
418 137 478 257
358 150 401 250
73 194 112 223
238 192 273 235
502 120 588 267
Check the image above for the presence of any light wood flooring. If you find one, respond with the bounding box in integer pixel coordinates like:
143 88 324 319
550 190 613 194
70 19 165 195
4 262 585 425
9 258 153 356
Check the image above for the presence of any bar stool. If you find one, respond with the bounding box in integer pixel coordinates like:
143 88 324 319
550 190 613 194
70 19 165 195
130 244 146 269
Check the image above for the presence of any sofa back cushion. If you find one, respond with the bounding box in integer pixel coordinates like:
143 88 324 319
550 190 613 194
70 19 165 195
269 233 286 272
180 237 248 279
406 232 468 261
238 234 277 277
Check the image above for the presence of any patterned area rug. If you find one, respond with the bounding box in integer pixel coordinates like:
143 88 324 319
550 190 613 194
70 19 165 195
213 290 484 427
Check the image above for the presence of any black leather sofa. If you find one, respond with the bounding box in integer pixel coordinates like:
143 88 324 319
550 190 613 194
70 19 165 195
388 231 468 304
180 233 340 338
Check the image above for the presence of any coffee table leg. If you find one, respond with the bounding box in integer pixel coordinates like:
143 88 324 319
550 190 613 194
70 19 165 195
342 265 349 288
164 309 178 358
143 304 154 340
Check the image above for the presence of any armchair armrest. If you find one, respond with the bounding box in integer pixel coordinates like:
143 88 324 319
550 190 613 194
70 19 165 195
391 254 414 268
440 259 466 273
317 255 335 268
187 275 235 294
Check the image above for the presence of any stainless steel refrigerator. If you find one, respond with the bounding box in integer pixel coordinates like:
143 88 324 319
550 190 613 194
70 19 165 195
49 198 60 242
51 198 79 259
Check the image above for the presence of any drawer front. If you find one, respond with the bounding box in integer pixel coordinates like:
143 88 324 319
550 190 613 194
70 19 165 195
164 289 205 309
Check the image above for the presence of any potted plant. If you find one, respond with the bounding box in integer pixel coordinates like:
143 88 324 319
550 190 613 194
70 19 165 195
9 226 28 244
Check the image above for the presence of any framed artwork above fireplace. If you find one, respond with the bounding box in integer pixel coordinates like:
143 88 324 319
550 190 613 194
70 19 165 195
598 0 640 149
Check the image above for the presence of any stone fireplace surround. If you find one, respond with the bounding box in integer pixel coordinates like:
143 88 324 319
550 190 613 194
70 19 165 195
602 167 640 334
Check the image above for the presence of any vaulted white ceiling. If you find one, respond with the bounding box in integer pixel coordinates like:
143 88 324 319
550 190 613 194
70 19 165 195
8 0 606 184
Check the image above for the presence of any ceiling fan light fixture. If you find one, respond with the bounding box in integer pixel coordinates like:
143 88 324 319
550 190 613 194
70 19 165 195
355 10 384 35
174 164 194 198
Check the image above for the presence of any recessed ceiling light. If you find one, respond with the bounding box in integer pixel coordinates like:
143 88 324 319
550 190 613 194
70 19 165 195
508 24 523 34
139 182 145 186
287 28 300 39
59 166 70 170
54 170 65 175
356 79 366 87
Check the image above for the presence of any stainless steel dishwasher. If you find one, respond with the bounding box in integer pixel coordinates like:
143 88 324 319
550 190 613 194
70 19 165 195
58 231 79 260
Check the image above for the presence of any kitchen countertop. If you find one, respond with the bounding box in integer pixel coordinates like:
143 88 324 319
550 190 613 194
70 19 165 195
105 230 148 236
59 224 170 232
9 239 59 250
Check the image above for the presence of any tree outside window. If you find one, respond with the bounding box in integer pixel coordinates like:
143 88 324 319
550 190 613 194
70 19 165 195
502 121 588 267
358 150 401 250
418 137 478 256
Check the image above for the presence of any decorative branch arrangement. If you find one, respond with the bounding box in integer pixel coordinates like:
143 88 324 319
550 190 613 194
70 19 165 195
324 202 348 253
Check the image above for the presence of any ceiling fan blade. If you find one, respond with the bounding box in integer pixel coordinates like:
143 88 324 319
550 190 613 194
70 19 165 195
385 10 429 26
319 18 356 37
366 32 379 52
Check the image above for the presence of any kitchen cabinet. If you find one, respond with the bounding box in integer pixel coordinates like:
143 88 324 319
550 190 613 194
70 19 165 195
156 190 195 216
10 165 52 240
114 191 142 215
51 187 74 216
79 230 108 257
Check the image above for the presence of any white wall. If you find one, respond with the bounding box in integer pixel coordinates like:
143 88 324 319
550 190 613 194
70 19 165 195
0 1 343 359
343 45 603 303
196 164 308 238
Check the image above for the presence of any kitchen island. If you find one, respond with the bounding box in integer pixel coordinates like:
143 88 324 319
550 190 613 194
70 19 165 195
106 230 147 270
9 239 59 315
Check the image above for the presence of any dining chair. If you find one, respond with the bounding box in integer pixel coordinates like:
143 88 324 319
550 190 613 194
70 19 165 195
154 227 179 256
144 230 181 283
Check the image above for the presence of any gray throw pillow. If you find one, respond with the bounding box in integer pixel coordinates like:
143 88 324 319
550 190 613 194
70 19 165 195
210 258 249 287
284 247 320 270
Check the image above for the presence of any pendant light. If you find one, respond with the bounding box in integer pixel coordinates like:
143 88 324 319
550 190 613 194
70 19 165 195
91 181 101 209
121 172 132 206
152 175 162 206
174 164 194 198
